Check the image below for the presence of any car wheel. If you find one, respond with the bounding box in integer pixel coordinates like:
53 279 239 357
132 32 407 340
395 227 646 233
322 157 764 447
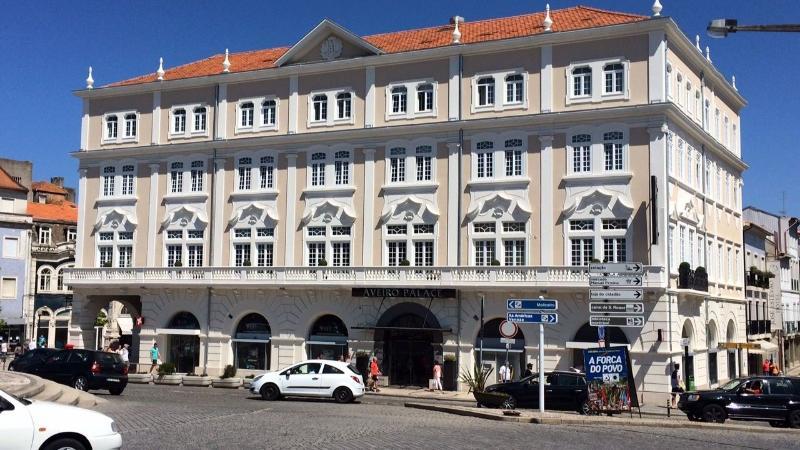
579 400 593 415
72 376 88 392
501 395 516 410
788 410 800 429
109 386 124 395
769 420 788 428
701 404 726 423
334 387 353 403
259 383 280 401
42 437 87 450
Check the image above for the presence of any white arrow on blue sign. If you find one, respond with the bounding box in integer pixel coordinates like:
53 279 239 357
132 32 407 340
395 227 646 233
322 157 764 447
507 312 558 324
506 299 558 311
589 275 643 287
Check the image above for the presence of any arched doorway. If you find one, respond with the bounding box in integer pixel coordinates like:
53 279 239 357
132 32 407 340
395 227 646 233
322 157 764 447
307 315 348 361
375 303 443 387
34 308 51 347
475 318 526 382
681 321 695 388
726 320 737 379
571 323 629 370
53 308 71 349
232 313 270 371
166 311 200 373
707 321 719 385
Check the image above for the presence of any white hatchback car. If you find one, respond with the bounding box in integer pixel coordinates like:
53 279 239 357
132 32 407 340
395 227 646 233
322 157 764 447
250 360 365 403
0 388 121 450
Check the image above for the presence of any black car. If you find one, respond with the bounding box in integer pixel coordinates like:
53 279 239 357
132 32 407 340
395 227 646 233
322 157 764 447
16 349 129 395
678 376 800 427
484 370 590 413
8 348 59 372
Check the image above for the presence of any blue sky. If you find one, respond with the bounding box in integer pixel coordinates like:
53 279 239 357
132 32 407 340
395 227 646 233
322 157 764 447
0 1 796 215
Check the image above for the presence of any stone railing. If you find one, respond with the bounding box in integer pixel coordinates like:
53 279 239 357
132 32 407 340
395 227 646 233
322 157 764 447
65 265 665 289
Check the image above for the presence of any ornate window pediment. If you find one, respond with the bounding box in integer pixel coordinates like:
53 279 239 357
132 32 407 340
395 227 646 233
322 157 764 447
672 199 703 226
380 196 439 225
160 205 208 231
466 193 531 222
93 208 137 234
563 188 633 219
301 199 356 226
227 203 279 229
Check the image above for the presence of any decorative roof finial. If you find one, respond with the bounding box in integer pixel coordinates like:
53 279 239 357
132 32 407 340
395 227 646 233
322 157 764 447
86 66 94 89
652 0 663 17
222 49 231 73
543 4 553 32
731 75 737 90
705 46 711 62
695 35 701 51
452 16 462 44
157 57 165 81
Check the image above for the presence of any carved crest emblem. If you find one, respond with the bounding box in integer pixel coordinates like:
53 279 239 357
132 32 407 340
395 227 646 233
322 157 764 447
320 36 343 61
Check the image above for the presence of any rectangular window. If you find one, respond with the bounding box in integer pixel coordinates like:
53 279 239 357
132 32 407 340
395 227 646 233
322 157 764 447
121 166 135 196
170 163 184 193
476 152 493 178
238 166 252 190
0 277 16 298
262 100 276 126
505 74 524 104
505 150 522 177
387 241 407 266
2 237 19 257
569 220 594 231
387 225 406 235
234 243 251 267
66 228 77 241
187 245 203 267
571 134 592 173
257 228 274 238
570 239 593 266
414 241 434 267
118 246 132 268
504 240 525 266
331 226 351 236
260 156 274 189
124 114 137 138
102 166 116 197
311 155 326 187
602 219 627 230
603 132 624 171
106 116 118 139
193 107 206 132
473 223 496 233
389 148 406 183
190 161 204 192
336 93 352 119
415 146 433 182
312 95 327 122
417 84 434 112
477 78 495 106
99 232 114 241
572 67 592 97
502 222 525 233
679 225 686 263
474 240 496 266
332 242 350 267
335 160 349 185
38 227 51 245
413 224 434 235
307 243 326 266
187 230 203 240
166 245 182 267
307 227 326 237
391 87 407 114
98 246 114 267
256 243 273 267
166 230 182 240
603 63 624 94
603 238 626 263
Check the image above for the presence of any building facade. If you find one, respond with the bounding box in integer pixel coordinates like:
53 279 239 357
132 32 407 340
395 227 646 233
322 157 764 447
0 166 32 344
742 222 778 373
67 5 747 397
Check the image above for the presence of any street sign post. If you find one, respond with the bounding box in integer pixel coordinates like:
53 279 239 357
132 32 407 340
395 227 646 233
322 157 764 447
589 275 643 287
498 320 518 339
506 299 558 311
589 302 644 314
588 262 643 274
589 289 643 300
507 312 558 324
589 315 645 327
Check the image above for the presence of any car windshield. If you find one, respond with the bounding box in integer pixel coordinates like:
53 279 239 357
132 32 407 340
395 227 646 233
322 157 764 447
719 379 744 391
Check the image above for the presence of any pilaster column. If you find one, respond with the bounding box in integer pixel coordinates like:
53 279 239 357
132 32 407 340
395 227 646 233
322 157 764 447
211 157 226 266
448 55 460 121
447 142 460 265
648 30 667 103
289 76 298 134
648 124 669 270
215 83 228 140
284 154 298 265
540 45 553 113
151 91 161 145
365 67 375 128
538 135 554 265
75 168 88 266
80 100 89 151
146 163 160 267
362 148 376 265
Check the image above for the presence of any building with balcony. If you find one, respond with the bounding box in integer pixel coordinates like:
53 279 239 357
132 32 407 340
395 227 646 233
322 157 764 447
744 207 800 372
66 5 747 396
742 222 778 373
0 166 33 344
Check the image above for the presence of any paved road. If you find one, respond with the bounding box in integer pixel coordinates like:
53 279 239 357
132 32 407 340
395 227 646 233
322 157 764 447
97 384 798 449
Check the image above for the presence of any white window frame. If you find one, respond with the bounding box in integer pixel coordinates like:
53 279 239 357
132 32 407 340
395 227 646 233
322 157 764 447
382 222 437 267
383 139 438 186
231 224 276 268
99 161 138 199
564 126 630 178
305 147 354 189
38 226 52 245
101 110 138 145
235 97 279 134
234 152 278 193
469 133 528 182
565 216 631 266
165 156 207 196
303 223 353 267
469 219 529 266
0 277 17 299
566 58 630 105
2 236 20 258
568 133 593 174
307 88 355 128
95 230 135 268
471 69 527 113
385 79 438 120
163 227 206 267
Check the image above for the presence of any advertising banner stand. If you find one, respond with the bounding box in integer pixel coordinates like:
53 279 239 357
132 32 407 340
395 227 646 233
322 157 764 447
582 347 641 418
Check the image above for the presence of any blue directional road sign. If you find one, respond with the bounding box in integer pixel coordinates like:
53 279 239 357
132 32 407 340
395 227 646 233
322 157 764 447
507 312 558 324
507 299 558 311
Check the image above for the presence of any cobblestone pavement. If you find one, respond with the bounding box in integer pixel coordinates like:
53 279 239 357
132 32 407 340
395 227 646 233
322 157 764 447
98 384 798 449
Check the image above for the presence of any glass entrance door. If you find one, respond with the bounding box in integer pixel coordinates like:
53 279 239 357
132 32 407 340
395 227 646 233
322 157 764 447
169 335 200 373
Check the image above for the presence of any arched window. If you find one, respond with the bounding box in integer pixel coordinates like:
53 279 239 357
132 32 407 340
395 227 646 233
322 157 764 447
307 315 348 361
233 313 271 370
476 77 495 106
240 102 254 127
570 134 592 173
417 83 434 112
572 67 592 97
336 92 351 119
261 99 276 126
604 63 624 94
167 311 200 329
505 74 524 104
124 113 137 138
193 107 206 132
312 94 327 122
170 161 184 193
38 267 52 292
391 86 407 114
105 115 118 139
173 108 186 133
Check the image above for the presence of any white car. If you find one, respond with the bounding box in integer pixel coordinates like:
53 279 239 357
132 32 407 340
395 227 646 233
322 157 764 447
0 389 121 450
250 360 365 403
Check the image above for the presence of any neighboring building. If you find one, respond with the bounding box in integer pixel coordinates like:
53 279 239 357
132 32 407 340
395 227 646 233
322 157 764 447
744 207 800 372
67 5 747 399
742 222 778 373
0 166 32 344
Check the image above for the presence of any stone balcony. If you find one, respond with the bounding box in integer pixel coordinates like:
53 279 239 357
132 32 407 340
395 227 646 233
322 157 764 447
66 265 666 290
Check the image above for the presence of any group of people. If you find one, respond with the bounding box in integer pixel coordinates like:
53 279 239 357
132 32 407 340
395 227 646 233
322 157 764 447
103 340 131 369
761 358 781 376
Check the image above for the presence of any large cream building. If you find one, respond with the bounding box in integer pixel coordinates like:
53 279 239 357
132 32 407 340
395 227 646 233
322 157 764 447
66 5 747 398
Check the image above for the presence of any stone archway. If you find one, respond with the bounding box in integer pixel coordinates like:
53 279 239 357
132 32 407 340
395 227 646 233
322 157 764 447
68 294 142 361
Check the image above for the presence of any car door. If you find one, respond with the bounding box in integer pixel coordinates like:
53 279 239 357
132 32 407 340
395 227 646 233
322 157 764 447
545 373 573 410
730 378 771 418
761 378 794 420
0 392 34 450
516 376 539 407
40 351 71 384
320 364 346 396
283 362 323 396
556 373 586 410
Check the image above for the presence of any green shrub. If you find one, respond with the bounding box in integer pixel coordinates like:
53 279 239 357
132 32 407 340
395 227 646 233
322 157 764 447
444 354 457 362
460 363 493 393
157 362 176 376
222 364 237 379
317 259 328 267
399 259 411 266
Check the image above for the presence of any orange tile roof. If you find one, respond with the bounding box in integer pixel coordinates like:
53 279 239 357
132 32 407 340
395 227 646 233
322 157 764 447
27 201 78 224
0 166 27 192
32 181 68 195
107 6 646 87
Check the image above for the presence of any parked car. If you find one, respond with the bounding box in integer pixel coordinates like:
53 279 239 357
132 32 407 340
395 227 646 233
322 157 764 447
15 349 128 395
484 370 591 413
251 360 365 403
0 388 121 450
8 348 59 372
678 376 800 427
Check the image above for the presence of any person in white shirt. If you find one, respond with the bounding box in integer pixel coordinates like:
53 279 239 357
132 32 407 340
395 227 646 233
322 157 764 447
27 339 36 351
120 344 130 369
499 362 512 383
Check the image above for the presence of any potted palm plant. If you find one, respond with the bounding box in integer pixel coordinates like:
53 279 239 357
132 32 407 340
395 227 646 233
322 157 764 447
154 362 182 385
461 364 507 408
212 365 242 388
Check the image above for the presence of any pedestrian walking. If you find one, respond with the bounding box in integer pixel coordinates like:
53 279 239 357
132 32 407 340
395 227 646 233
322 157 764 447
523 363 533 378
670 363 684 407
149 343 160 374
27 339 36 351
499 361 512 383
368 357 381 392
0 340 7 369
14 343 23 358
770 361 779 376
120 344 130 370
37 334 46 348
431 361 443 392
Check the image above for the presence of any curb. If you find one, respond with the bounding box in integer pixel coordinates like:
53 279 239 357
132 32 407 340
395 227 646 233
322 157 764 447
367 392 476 405
403 402 800 433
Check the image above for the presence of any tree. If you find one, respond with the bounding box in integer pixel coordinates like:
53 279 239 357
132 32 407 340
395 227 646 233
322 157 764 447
95 310 108 327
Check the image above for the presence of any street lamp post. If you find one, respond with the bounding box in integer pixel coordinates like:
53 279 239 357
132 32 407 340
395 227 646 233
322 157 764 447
708 19 800 38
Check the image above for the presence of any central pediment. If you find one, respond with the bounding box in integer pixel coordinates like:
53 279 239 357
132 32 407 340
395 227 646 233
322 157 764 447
275 19 383 66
